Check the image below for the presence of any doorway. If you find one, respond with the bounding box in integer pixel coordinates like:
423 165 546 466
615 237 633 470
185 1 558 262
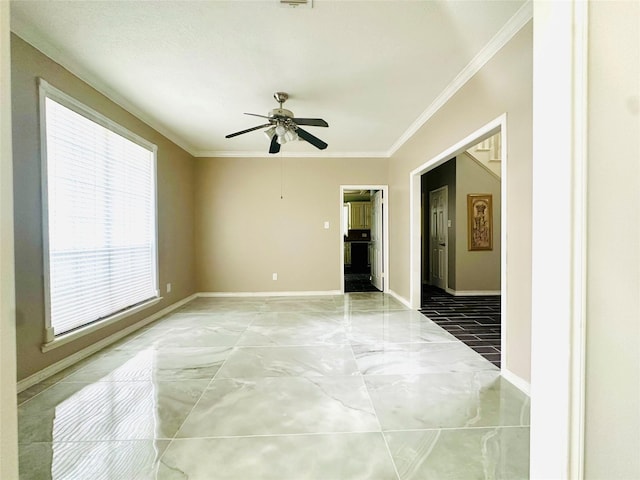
410 115 507 370
419 134 503 366
340 185 388 294
420 139 501 299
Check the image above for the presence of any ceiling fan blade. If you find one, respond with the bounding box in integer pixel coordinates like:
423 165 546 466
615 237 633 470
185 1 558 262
244 112 272 119
225 123 271 139
292 118 329 127
296 127 328 150
268 135 281 154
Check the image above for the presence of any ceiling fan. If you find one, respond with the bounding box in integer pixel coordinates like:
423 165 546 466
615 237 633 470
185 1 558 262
225 92 329 154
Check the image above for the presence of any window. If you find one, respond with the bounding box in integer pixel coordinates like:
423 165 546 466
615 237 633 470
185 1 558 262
40 80 158 341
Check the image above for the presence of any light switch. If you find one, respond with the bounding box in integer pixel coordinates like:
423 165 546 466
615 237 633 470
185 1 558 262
324 221 330 229
448 220 452 228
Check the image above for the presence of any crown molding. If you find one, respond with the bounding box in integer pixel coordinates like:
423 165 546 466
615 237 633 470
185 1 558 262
193 150 389 159
11 1 531 161
386 0 532 157
10 17 198 157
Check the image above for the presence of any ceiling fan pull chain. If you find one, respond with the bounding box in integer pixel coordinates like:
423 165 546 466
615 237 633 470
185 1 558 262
280 157 284 200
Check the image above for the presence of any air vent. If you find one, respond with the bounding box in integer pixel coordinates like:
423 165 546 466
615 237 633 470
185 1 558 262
280 0 313 9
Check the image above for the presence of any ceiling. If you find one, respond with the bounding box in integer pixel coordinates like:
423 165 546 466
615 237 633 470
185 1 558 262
10 1 528 158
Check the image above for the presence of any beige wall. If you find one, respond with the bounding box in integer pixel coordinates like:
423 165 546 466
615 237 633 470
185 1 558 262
195 156 388 293
1 3 18 477
387 23 533 382
455 153 501 292
11 35 197 382
584 1 640 477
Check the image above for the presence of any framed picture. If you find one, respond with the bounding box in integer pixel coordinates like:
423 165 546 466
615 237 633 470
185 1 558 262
467 194 493 251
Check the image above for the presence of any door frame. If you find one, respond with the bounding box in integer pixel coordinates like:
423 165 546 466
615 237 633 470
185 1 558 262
409 113 507 369
427 185 448 290
1 1 19 477
370 189 385 291
340 185 389 294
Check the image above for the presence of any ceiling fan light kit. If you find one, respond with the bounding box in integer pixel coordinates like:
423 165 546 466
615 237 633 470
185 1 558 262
225 92 328 154
264 126 276 140
284 129 298 142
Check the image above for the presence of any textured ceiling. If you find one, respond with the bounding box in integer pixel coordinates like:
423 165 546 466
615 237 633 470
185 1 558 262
10 0 528 157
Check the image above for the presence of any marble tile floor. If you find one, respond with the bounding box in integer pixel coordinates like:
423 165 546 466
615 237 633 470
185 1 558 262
420 286 502 367
17 293 529 479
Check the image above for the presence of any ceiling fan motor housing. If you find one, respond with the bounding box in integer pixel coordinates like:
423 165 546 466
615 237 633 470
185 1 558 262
269 108 294 119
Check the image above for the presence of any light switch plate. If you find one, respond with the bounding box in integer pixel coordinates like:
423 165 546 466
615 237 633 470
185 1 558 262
324 221 330 229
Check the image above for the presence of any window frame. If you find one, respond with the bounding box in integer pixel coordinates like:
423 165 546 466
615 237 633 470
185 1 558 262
38 78 160 351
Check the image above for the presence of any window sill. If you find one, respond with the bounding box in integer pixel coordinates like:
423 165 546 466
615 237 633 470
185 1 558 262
41 297 162 353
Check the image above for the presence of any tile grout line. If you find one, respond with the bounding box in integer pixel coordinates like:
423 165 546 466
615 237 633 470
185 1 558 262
164 293 406 471
347 316 403 480
17 332 150 407
17 381 58 408
419 289 502 367
15 423 530 445
157 309 258 465
19 292 521 477
18 305 238 403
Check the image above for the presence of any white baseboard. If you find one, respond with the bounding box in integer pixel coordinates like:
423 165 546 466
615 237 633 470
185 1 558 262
17 293 198 393
501 367 531 396
446 288 501 296
387 289 412 309
197 290 341 298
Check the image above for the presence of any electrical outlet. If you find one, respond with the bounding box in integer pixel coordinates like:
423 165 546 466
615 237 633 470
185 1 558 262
166 283 172 293
272 273 278 281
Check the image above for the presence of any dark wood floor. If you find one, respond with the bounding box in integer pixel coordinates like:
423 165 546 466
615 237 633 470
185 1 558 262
420 285 501 367
344 266 380 293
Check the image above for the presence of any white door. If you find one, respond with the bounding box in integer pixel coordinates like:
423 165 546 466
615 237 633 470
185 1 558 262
370 190 384 291
429 187 448 290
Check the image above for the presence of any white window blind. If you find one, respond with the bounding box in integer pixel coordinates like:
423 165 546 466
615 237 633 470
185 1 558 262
42 85 158 337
